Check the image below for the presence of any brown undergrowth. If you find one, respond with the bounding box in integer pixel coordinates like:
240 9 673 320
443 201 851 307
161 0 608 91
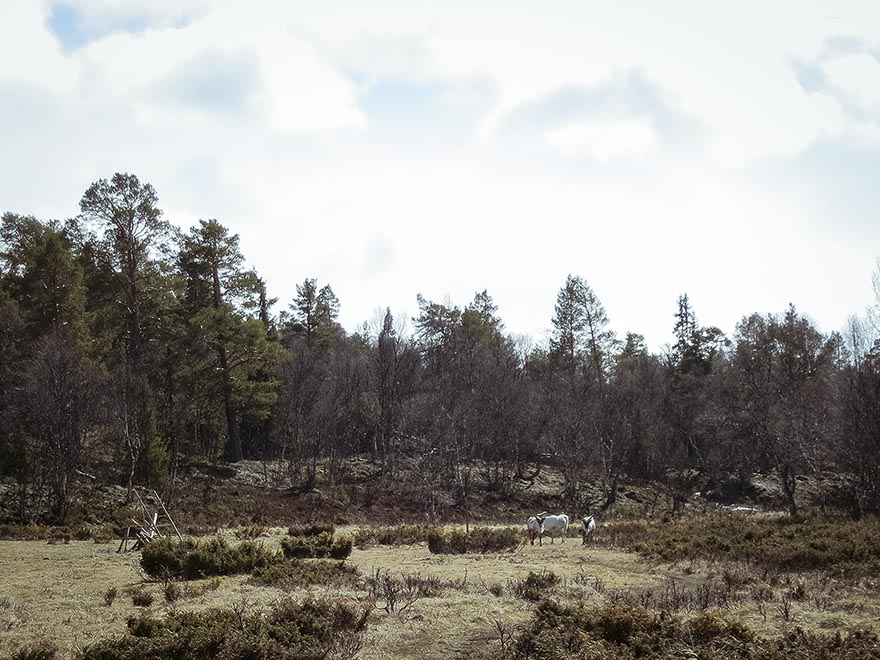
596 513 880 575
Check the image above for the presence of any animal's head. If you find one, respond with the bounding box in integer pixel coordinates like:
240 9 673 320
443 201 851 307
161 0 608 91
536 512 548 523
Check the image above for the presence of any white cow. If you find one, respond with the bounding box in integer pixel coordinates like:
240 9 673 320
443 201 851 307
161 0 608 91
526 516 544 545
537 512 569 544
581 515 596 545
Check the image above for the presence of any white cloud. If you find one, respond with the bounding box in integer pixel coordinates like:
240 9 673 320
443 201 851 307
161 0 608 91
823 53 880 108
0 4 77 90
258 33 365 132
546 118 656 161
321 29 436 84
2 1 880 348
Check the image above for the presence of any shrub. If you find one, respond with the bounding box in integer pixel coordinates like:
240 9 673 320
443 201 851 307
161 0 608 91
0 524 48 540
163 580 182 603
233 525 269 540
141 538 187 578
477 598 880 660
9 641 58 660
0 524 80 542
427 527 520 554
596 519 651 547
288 523 335 537
630 514 880 574
365 570 451 614
509 571 561 601
78 595 371 660
90 525 116 544
46 527 71 544
130 587 154 607
186 537 243 577
429 528 460 553
510 601 753 659
141 537 280 579
353 524 436 548
280 533 353 560
72 525 116 542
185 576 223 599
280 535 317 559
330 535 353 559
102 587 117 607
250 560 361 591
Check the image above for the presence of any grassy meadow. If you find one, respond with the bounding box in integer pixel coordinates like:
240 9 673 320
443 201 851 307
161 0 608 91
1 515 879 659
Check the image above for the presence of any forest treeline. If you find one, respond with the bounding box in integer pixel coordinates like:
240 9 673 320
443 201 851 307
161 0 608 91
1 173 879 523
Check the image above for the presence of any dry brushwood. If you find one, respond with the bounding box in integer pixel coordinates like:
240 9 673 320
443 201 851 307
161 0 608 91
117 489 182 553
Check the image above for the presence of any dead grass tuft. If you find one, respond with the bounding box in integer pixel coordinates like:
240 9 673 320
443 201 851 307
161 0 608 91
102 587 117 607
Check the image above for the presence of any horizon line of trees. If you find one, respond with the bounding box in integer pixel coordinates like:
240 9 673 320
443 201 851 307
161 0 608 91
1 173 879 523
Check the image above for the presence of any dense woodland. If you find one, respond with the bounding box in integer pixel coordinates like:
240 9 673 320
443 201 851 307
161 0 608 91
1 173 879 524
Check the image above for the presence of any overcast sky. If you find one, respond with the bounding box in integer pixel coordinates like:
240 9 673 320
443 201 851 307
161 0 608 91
2 1 879 348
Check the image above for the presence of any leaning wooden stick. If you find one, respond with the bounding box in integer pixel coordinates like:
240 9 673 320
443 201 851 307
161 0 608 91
153 489 183 540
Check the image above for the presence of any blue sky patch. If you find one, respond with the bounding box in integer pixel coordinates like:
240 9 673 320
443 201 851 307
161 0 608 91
47 2 162 52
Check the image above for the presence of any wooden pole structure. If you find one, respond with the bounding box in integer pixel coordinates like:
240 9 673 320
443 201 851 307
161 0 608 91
153 489 183 540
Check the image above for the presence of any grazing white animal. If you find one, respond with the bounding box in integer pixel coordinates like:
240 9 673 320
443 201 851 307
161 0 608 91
537 512 569 544
581 515 596 544
527 516 545 545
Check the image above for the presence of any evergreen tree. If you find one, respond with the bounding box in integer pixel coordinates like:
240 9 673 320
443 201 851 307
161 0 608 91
78 173 171 497
550 275 586 376
286 278 341 347
79 173 170 371
550 274 615 382
178 219 284 462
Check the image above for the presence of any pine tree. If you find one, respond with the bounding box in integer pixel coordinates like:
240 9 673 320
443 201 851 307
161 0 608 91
286 278 341 347
78 173 170 498
550 275 586 375
179 219 283 462
550 274 615 382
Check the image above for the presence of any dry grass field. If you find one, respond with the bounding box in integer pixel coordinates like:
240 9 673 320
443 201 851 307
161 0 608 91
2 519 880 659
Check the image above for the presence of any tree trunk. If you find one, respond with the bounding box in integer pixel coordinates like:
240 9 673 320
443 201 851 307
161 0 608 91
604 475 619 509
122 381 136 503
211 261 242 463
780 464 798 516
51 469 69 523
165 355 178 481
221 354 242 463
